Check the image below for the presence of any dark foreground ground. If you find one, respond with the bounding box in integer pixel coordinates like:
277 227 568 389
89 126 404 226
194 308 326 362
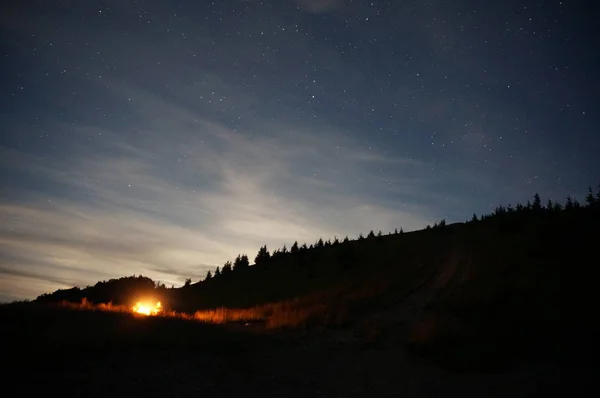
0 304 593 398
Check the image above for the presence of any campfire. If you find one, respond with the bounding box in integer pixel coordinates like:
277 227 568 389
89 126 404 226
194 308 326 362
132 301 163 316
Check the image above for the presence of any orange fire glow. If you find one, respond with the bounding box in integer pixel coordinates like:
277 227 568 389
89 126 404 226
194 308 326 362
132 301 163 316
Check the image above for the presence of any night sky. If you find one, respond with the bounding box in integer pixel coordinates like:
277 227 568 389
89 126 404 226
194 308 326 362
1 0 598 301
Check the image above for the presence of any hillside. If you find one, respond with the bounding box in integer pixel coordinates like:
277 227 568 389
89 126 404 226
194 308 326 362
29 191 600 370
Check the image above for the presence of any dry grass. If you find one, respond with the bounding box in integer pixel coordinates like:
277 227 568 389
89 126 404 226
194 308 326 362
192 300 336 329
45 268 406 332
48 295 353 331
55 298 131 313
193 306 266 324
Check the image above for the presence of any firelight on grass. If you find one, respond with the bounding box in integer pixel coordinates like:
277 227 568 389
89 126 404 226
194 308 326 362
132 301 162 316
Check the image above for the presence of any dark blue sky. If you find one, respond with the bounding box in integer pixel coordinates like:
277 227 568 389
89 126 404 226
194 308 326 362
1 0 598 301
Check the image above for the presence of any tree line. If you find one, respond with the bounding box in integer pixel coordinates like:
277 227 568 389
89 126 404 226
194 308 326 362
192 186 600 285
34 186 600 304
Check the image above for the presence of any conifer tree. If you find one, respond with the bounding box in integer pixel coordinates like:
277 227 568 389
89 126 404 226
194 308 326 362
233 255 242 270
254 246 270 266
565 196 574 210
533 193 542 211
205 270 212 281
222 261 232 274
291 241 299 255
585 187 595 206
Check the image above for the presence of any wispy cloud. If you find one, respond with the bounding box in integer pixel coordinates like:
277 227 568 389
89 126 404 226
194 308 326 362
1 82 444 300
0 2 505 301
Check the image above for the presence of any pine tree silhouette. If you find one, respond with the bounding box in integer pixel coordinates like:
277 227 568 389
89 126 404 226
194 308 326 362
205 270 212 281
254 246 271 266
233 255 242 270
222 261 233 274
295 244 307 267
291 241 299 255
271 249 281 259
565 196 574 210
585 187 595 206
533 193 542 211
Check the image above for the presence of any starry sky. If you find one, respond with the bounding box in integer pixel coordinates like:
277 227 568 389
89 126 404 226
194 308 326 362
1 0 598 301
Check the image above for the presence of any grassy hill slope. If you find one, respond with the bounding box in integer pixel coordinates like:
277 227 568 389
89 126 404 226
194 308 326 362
30 193 600 371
